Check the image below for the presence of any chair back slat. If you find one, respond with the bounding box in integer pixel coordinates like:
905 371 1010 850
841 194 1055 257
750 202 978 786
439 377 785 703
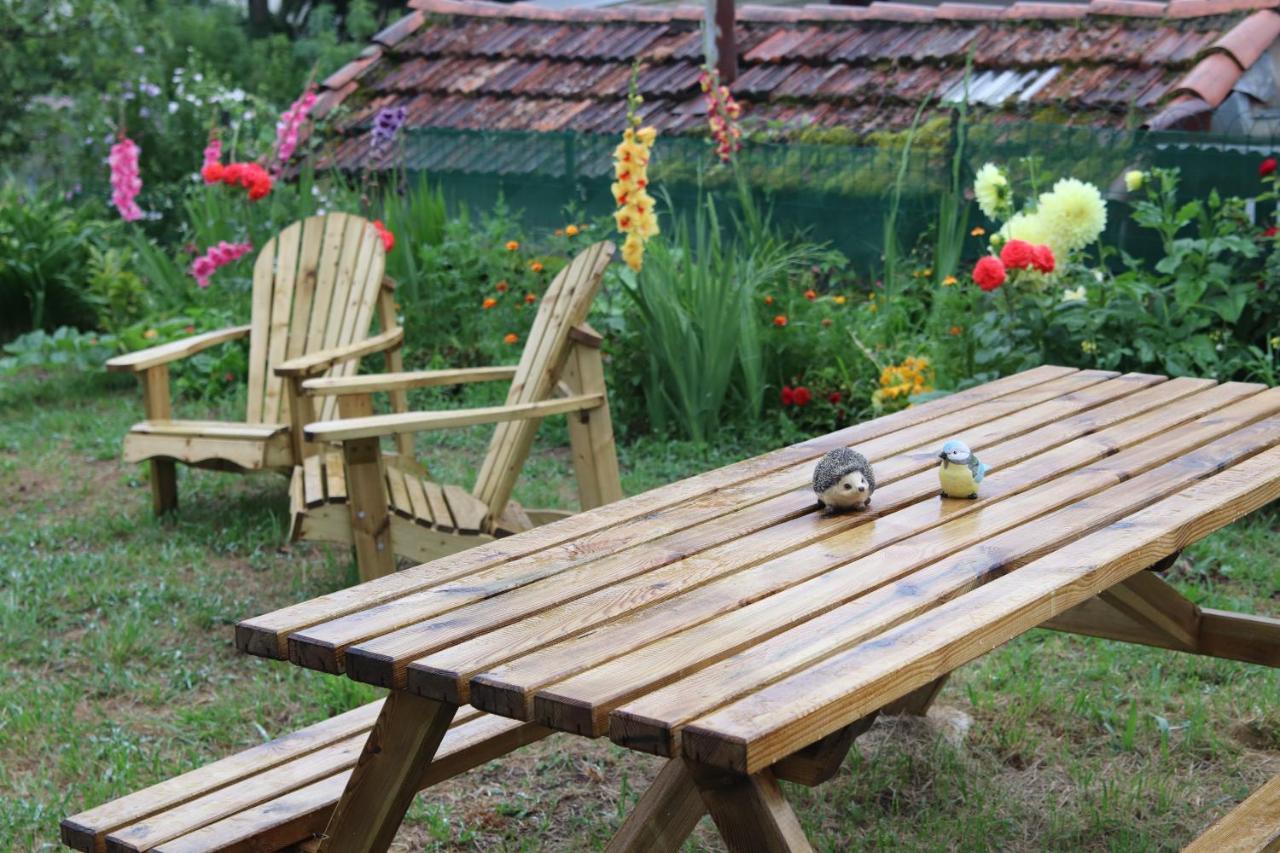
472 241 615 518
244 214 387 425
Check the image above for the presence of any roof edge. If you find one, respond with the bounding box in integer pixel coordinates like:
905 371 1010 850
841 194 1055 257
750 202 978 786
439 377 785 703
405 0 1279 24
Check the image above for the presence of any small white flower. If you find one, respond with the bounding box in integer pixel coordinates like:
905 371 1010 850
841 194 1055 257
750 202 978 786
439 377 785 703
1061 286 1087 302
168 101 179 114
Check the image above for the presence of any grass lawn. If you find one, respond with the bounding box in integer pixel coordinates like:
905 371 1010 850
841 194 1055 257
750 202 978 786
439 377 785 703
1 370 1277 851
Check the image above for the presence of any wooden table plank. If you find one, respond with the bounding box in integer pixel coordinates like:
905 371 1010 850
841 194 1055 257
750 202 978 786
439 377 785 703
606 414 1280 755
410 375 1216 707
326 372 1145 686
676 444 1280 774
448 383 1263 724
531 390 1278 738
237 365 1079 659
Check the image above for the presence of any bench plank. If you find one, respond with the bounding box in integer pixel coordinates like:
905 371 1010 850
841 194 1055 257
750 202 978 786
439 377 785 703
235 365 1081 659
1184 774 1280 853
677 444 1280 774
295 371 1127 679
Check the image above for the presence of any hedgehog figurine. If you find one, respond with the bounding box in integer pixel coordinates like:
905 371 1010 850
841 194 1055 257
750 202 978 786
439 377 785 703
812 447 876 514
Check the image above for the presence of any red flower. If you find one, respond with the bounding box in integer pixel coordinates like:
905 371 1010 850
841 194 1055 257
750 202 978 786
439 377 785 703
999 239 1034 271
221 163 245 185
827 391 842 405
201 163 224 184
780 386 795 406
773 314 788 327
792 386 812 407
1264 226 1278 238
1030 244 1055 273
1261 157 1277 178
973 256 1007 292
372 220 395 252
804 289 817 301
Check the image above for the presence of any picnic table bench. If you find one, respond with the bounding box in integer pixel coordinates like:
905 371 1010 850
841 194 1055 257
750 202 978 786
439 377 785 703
64 365 1280 851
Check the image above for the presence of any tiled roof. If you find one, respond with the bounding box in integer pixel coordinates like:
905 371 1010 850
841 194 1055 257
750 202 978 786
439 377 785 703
312 0 1280 170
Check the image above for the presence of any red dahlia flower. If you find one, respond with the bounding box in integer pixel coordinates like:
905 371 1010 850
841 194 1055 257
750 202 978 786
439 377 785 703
972 256 1007 292
1031 244 1055 273
999 239 1034 270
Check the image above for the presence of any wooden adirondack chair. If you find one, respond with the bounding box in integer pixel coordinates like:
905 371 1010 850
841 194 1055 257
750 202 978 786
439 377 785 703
107 213 413 515
290 240 623 580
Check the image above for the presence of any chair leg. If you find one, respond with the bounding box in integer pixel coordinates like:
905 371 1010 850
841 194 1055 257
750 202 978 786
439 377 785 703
150 459 178 515
343 437 396 582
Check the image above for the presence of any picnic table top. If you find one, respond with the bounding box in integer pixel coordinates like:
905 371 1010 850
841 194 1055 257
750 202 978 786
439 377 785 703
238 365 1280 776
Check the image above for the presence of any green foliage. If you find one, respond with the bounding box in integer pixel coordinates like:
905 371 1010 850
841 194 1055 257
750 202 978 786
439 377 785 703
959 166 1279 382
617 182 826 442
0 182 116 334
0 327 115 378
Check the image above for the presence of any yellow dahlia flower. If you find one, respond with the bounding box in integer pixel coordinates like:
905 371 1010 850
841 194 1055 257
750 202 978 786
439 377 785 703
1037 178 1107 252
998 211 1052 248
973 163 1010 220
1124 170 1145 192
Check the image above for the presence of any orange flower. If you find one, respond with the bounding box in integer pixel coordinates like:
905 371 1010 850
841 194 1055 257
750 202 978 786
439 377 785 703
970 226 985 237
504 333 519 344
529 261 544 273
565 224 579 237
525 293 536 304
949 325 963 336
773 315 787 327
496 281 509 293
482 297 497 310
763 295 774 305
505 240 519 251
804 289 817 301
143 329 157 340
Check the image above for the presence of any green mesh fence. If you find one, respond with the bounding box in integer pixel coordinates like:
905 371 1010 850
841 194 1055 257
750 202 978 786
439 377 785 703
398 120 1280 272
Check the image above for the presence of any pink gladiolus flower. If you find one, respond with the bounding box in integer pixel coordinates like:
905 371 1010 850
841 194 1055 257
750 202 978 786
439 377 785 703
191 241 252 288
273 88 317 172
108 136 143 221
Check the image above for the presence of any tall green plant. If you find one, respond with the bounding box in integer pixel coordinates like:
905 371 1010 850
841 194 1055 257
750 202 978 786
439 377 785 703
379 174 448 295
619 186 818 442
933 62 973 289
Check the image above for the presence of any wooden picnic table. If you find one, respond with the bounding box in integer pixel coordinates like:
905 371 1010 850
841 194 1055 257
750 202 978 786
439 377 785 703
237 365 1280 852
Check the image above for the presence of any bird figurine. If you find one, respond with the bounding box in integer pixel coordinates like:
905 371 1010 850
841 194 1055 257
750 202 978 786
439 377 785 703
938 439 987 499
812 447 876 513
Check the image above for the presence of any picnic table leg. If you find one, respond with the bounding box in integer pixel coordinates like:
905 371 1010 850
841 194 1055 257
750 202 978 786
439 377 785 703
1044 572 1280 667
606 758 705 853
882 675 949 716
318 692 457 853
687 762 814 853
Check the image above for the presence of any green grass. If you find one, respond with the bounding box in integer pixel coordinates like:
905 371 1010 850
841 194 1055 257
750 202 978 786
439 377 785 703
1 371 1277 851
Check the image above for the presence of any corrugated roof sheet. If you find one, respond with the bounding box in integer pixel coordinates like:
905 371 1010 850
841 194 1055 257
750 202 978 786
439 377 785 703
310 0 1280 171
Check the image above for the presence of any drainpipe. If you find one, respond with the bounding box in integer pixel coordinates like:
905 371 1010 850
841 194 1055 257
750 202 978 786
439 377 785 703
702 0 738 83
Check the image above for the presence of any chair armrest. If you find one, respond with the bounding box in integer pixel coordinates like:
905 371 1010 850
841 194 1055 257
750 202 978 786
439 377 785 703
105 325 252 373
304 393 604 442
274 327 404 378
301 366 518 397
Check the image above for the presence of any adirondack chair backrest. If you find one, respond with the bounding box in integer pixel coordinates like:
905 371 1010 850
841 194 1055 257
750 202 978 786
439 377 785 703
245 213 388 426
472 240 616 519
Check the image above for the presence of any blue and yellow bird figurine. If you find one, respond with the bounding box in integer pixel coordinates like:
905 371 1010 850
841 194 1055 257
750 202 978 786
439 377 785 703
938 439 987 499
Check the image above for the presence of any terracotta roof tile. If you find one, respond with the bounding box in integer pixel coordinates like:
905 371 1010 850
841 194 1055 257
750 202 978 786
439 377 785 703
308 0 1279 170
1088 0 1169 17
1003 2 1090 19
1171 50 1245 104
1144 93 1214 127
935 3 1007 21
1211 9 1280 69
